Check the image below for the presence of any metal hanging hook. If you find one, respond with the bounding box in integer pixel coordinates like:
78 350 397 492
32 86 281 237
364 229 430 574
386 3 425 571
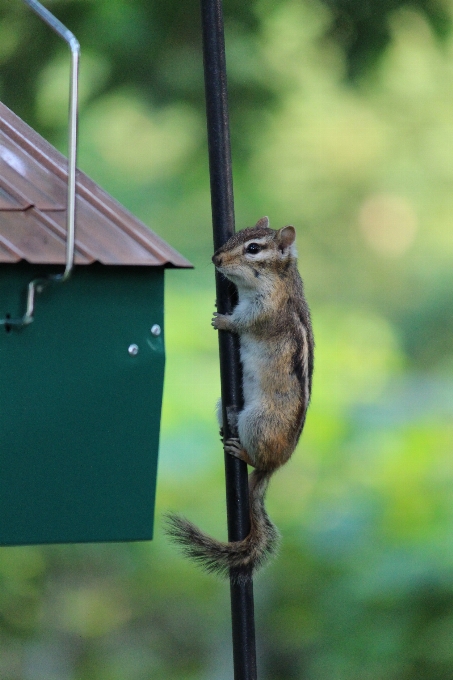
0 0 79 328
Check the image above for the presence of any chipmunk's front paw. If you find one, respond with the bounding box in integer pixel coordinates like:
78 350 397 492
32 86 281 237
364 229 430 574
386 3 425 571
212 312 233 331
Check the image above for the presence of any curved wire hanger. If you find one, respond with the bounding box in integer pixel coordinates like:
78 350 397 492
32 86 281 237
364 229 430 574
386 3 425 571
1 0 79 327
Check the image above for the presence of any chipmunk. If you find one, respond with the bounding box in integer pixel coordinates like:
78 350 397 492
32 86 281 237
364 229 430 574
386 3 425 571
165 217 314 582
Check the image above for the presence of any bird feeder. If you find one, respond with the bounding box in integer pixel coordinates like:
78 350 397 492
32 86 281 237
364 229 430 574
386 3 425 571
0 101 191 546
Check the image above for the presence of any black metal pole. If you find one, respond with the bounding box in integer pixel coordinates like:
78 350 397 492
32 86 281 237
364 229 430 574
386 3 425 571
200 0 257 678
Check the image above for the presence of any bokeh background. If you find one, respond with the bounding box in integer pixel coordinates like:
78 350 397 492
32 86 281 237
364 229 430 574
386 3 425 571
1 0 453 677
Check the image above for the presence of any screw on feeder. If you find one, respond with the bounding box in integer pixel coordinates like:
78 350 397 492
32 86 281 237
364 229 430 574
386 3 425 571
150 324 161 336
128 344 139 356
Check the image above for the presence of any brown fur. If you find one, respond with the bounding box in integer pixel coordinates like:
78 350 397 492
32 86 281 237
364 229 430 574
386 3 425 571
165 218 314 582
165 469 278 583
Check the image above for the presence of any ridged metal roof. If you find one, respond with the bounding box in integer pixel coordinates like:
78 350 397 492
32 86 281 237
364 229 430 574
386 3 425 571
0 101 192 268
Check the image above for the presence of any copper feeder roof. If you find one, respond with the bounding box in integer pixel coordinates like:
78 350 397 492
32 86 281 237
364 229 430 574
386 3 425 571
0 101 192 269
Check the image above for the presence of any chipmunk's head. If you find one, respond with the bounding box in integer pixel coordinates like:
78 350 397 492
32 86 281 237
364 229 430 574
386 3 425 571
212 217 297 289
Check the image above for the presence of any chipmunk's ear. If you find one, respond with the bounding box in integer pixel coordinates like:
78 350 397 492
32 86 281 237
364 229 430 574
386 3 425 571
277 225 296 251
255 216 269 229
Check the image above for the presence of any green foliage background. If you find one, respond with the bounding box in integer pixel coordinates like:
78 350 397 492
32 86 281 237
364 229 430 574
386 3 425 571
1 0 453 677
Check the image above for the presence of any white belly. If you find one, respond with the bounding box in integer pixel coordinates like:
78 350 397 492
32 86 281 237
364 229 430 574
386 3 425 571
240 335 268 407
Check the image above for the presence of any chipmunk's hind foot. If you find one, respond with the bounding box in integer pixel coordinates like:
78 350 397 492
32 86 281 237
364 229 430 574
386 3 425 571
224 438 256 467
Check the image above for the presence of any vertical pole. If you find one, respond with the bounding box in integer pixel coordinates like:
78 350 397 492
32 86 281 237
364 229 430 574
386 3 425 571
200 1 258 679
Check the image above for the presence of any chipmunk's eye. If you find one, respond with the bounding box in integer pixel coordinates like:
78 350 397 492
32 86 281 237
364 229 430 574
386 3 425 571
246 243 261 254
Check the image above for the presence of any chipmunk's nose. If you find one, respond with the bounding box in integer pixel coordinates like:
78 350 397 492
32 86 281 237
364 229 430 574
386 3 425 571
212 252 222 266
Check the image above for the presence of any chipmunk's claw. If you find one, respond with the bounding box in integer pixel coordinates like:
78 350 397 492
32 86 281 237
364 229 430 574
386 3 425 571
224 438 255 467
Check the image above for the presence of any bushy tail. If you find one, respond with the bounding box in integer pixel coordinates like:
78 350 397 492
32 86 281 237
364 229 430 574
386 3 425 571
164 469 280 583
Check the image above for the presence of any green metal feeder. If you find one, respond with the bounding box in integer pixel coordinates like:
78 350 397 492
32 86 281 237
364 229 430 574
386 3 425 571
0 101 191 546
